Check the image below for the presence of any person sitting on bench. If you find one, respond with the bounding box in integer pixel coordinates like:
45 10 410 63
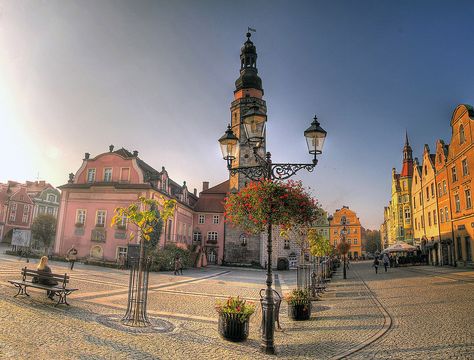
34 256 58 300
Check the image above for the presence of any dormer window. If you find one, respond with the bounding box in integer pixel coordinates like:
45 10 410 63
87 169 96 183
47 194 56 202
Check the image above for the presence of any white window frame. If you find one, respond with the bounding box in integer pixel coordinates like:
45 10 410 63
76 209 86 224
455 194 461 213
462 159 469 177
47 194 56 202
11 203 17 211
96 210 107 226
46 207 54 215
207 231 218 242
353 239 358 245
22 213 28 223
9 212 16 222
193 231 202 242
116 246 127 260
466 189 472 209
198 215 205 224
104 168 113 182
213 215 219 224
87 168 96 183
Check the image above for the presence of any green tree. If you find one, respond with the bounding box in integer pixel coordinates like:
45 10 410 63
111 196 176 327
31 214 57 250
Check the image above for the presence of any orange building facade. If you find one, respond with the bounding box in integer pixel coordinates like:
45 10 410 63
446 105 474 266
329 206 362 259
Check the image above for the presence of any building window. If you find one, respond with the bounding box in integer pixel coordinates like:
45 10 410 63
87 168 96 183
213 215 219 224
23 204 30 214
354 229 357 234
462 159 469 177
428 212 431 227
104 168 113 182
76 209 86 225
419 192 423 205
22 213 28 223
193 231 202 242
9 211 16 222
11 203 17 211
117 246 127 260
284 239 290 249
347 239 351 245
455 194 461 213
198 215 205 224
421 215 424 228
47 207 54 215
460 124 466 144
96 210 106 227
443 180 447 195
415 176 417 185
445 207 449 221
452 167 458 182
207 231 218 242
440 208 445 223
47 194 56 202
466 189 472 209
353 239 358 245
413 196 416 209
399 208 403 221
431 183 435 198
426 187 430 201
333 240 337 246
424 166 427 176
347 228 351 234
334 229 338 234
433 210 437 225
404 208 411 224
38 205 45 214
438 183 442 197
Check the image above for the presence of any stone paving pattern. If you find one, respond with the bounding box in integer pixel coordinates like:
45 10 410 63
0 252 473 359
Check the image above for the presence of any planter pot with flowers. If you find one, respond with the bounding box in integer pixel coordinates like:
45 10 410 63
285 289 312 321
215 296 255 342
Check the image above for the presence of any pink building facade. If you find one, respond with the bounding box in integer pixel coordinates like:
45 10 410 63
54 146 197 261
192 181 228 265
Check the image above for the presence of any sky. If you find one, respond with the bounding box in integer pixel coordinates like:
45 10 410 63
1 0 474 230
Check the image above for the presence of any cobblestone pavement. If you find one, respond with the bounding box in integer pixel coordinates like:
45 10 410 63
347 262 474 360
0 252 473 359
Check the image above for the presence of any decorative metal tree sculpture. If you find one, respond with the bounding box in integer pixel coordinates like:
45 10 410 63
112 196 176 327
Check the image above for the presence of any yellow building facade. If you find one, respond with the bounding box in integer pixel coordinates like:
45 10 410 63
329 206 362 259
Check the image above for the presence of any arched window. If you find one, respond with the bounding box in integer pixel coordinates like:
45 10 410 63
460 125 466 144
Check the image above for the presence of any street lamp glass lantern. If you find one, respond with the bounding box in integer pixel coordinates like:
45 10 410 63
242 107 267 143
304 116 327 155
218 125 239 161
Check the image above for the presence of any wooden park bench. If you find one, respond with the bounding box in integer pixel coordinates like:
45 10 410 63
8 267 78 306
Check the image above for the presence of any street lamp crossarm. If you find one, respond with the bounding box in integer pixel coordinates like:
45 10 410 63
230 165 268 181
271 163 315 180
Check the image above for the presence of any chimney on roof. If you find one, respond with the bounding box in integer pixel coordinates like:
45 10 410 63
133 150 139 157
193 188 197 196
202 181 209 191
84 153 90 160
109 145 114 152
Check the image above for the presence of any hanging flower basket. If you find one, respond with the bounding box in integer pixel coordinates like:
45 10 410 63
224 180 320 234
215 296 255 342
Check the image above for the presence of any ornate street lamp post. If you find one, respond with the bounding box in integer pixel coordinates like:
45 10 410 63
219 114 327 354
340 218 348 280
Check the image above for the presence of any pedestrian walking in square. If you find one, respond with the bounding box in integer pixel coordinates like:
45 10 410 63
383 253 390 272
174 256 181 275
66 245 78 270
373 257 379 274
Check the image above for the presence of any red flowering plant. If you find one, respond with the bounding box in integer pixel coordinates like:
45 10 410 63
224 180 320 234
215 296 256 322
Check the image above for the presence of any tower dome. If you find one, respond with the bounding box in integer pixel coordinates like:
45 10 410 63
235 32 263 93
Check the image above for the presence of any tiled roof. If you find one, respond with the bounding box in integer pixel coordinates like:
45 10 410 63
201 180 229 194
194 180 229 213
